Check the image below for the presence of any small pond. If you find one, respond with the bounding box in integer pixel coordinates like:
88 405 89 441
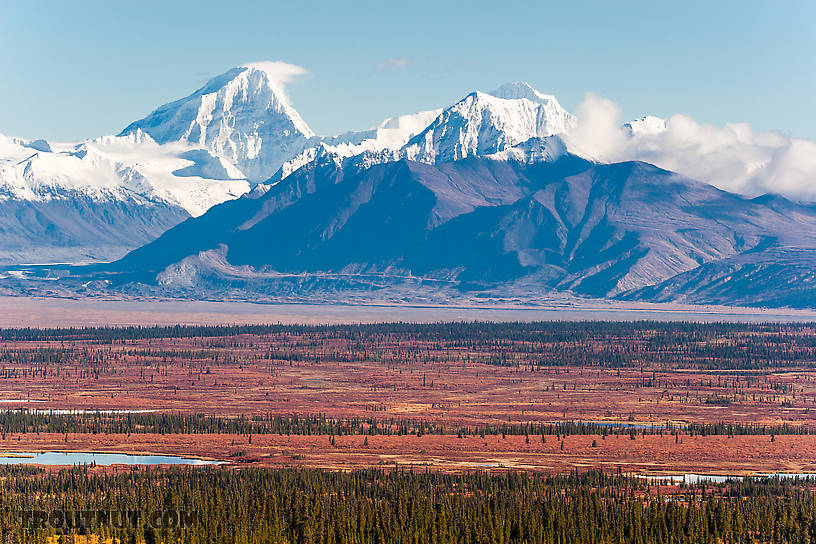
0 451 220 466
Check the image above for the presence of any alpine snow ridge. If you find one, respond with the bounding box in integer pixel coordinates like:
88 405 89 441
273 81 576 180
0 129 249 264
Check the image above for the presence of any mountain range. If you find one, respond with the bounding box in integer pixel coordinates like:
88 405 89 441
2 63 815 309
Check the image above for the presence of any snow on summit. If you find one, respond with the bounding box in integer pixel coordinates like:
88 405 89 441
624 116 667 136
120 62 315 183
488 81 564 107
275 82 577 177
401 84 574 164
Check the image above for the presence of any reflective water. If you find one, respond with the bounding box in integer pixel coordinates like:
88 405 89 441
0 451 220 466
639 473 816 484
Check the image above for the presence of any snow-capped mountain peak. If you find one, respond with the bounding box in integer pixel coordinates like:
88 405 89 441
273 83 576 179
488 81 561 106
92 127 157 147
624 115 667 136
401 86 574 163
120 63 314 182
237 62 314 135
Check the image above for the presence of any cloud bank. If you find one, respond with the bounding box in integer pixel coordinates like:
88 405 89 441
563 94 816 202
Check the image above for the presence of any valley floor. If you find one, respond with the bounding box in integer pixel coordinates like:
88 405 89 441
1 295 815 327
1 432 813 476
1 320 816 478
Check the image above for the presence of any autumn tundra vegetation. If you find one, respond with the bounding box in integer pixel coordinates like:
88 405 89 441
4 321 816 542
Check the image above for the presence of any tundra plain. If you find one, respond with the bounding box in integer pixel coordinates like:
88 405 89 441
1 321 816 476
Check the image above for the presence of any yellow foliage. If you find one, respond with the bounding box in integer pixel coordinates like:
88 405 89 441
45 536 119 544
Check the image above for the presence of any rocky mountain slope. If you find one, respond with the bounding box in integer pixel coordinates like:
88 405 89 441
97 155 816 307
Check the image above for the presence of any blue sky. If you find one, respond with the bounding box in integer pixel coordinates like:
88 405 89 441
1 0 814 141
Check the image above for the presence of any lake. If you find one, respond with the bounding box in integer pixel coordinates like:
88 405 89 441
0 451 220 466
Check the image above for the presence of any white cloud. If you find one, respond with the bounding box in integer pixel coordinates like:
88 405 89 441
241 61 307 84
241 61 308 105
375 57 413 72
561 93 626 162
563 93 816 201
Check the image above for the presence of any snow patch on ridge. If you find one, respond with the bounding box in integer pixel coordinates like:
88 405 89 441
0 130 249 216
275 109 443 181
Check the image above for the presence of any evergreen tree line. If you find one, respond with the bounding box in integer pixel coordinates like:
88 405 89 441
0 410 811 438
3 320 815 343
1 466 816 544
4 321 816 369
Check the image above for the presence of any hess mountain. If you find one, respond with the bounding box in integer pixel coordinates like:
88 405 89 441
3 66 816 309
